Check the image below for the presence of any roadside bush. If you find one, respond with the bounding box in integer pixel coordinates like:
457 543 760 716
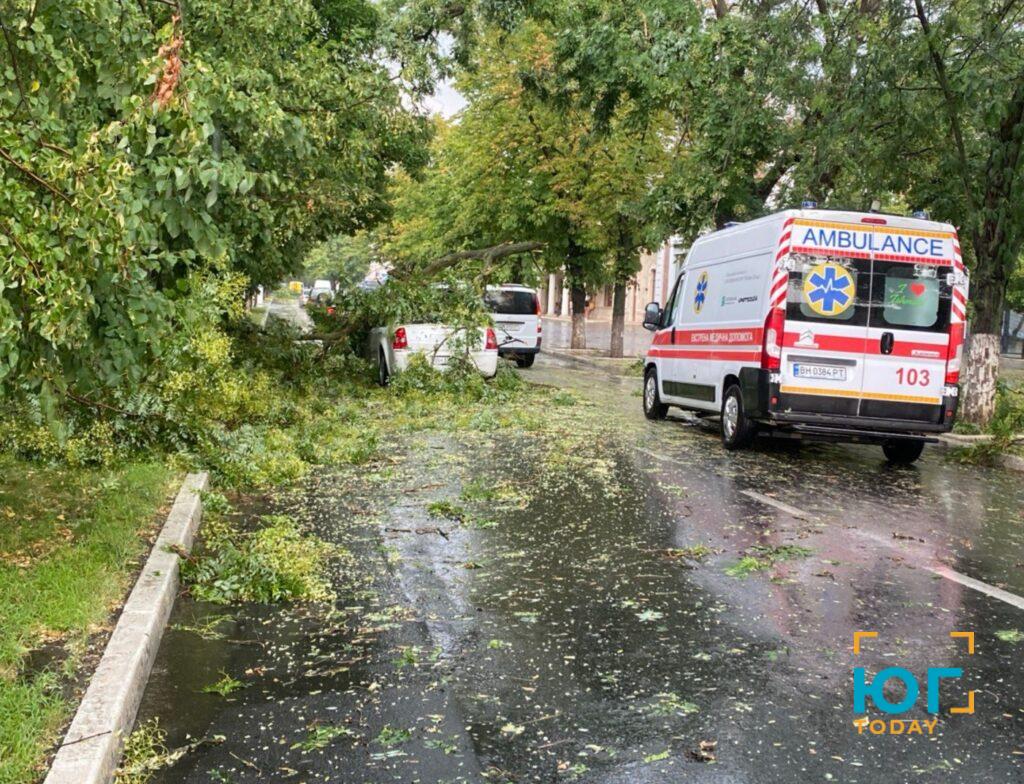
390 353 487 400
182 514 337 604
991 382 1024 442
190 426 308 489
953 381 1024 464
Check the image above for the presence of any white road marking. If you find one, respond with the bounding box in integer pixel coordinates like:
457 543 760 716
739 489 814 521
635 444 1024 612
925 564 1024 613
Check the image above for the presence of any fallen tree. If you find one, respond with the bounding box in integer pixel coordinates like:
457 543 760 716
303 241 545 346
390 241 545 280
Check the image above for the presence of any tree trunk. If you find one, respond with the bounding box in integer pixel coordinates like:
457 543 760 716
609 282 627 358
570 284 587 349
961 333 1000 425
960 261 1006 426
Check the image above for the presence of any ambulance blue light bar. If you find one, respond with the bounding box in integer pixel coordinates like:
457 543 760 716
801 199 817 209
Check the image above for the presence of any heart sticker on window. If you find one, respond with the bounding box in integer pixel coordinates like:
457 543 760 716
909 283 926 297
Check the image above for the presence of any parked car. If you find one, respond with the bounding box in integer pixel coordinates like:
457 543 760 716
483 284 542 368
309 279 334 304
369 323 499 386
641 207 969 464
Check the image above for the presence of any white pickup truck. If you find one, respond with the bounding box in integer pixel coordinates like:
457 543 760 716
368 324 499 386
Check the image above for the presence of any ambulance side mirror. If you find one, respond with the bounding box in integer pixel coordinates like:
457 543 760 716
643 302 663 331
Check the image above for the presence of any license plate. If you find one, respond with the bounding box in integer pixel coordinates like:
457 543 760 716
497 321 524 330
792 363 847 381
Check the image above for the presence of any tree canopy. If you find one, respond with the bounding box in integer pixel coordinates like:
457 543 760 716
0 0 431 409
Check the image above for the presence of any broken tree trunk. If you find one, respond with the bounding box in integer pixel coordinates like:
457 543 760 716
393 241 544 281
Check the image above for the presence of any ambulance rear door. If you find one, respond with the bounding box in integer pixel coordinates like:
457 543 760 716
780 254 871 416
859 260 952 423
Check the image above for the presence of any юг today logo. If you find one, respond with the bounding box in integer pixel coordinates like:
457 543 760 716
852 631 975 736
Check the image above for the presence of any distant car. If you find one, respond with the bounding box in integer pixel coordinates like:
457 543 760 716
309 279 334 304
484 284 542 368
368 323 499 386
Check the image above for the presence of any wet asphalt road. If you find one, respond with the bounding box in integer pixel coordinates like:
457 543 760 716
135 358 1024 783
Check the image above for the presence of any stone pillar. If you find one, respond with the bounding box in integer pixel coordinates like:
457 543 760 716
547 273 557 314
561 278 570 317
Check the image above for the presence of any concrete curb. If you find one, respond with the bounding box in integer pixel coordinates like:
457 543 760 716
44 471 209 784
999 452 1024 473
935 434 1024 473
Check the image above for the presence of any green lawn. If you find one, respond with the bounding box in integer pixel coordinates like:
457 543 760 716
0 457 174 784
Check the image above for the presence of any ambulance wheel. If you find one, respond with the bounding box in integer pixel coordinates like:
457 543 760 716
721 384 756 449
377 350 390 387
882 440 924 465
643 367 669 420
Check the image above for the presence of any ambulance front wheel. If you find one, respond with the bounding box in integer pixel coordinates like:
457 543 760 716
721 384 756 449
882 440 924 465
643 367 669 420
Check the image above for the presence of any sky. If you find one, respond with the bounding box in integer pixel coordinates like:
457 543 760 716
420 79 467 118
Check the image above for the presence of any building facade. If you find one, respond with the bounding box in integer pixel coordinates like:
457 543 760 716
536 237 688 323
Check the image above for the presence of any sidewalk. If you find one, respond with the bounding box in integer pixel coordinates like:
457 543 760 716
542 317 652 356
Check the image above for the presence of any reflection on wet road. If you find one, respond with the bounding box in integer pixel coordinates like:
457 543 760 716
135 359 1024 783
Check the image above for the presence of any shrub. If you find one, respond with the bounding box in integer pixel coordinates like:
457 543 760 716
181 515 337 604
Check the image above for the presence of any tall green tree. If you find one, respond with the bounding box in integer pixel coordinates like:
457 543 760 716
868 0 1024 423
386 20 673 351
386 24 611 348
0 0 430 413
304 233 378 289
534 0 1024 420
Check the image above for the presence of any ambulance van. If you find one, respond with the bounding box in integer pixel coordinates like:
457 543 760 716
641 209 970 463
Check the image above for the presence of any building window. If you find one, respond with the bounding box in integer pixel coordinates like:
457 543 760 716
604 286 613 307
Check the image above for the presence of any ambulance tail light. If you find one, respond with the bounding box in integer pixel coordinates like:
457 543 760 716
945 322 964 384
761 308 785 371
485 327 498 351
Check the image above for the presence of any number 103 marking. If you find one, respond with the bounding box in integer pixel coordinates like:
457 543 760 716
896 367 931 386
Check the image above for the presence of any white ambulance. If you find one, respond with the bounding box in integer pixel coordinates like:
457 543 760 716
641 208 969 463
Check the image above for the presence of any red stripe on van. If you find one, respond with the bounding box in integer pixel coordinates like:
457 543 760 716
783 332 948 359
652 328 763 346
648 348 763 362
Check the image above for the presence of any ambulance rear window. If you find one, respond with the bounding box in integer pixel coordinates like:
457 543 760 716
796 263 859 322
882 273 939 328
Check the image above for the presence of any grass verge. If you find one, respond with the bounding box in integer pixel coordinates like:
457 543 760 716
0 456 174 784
